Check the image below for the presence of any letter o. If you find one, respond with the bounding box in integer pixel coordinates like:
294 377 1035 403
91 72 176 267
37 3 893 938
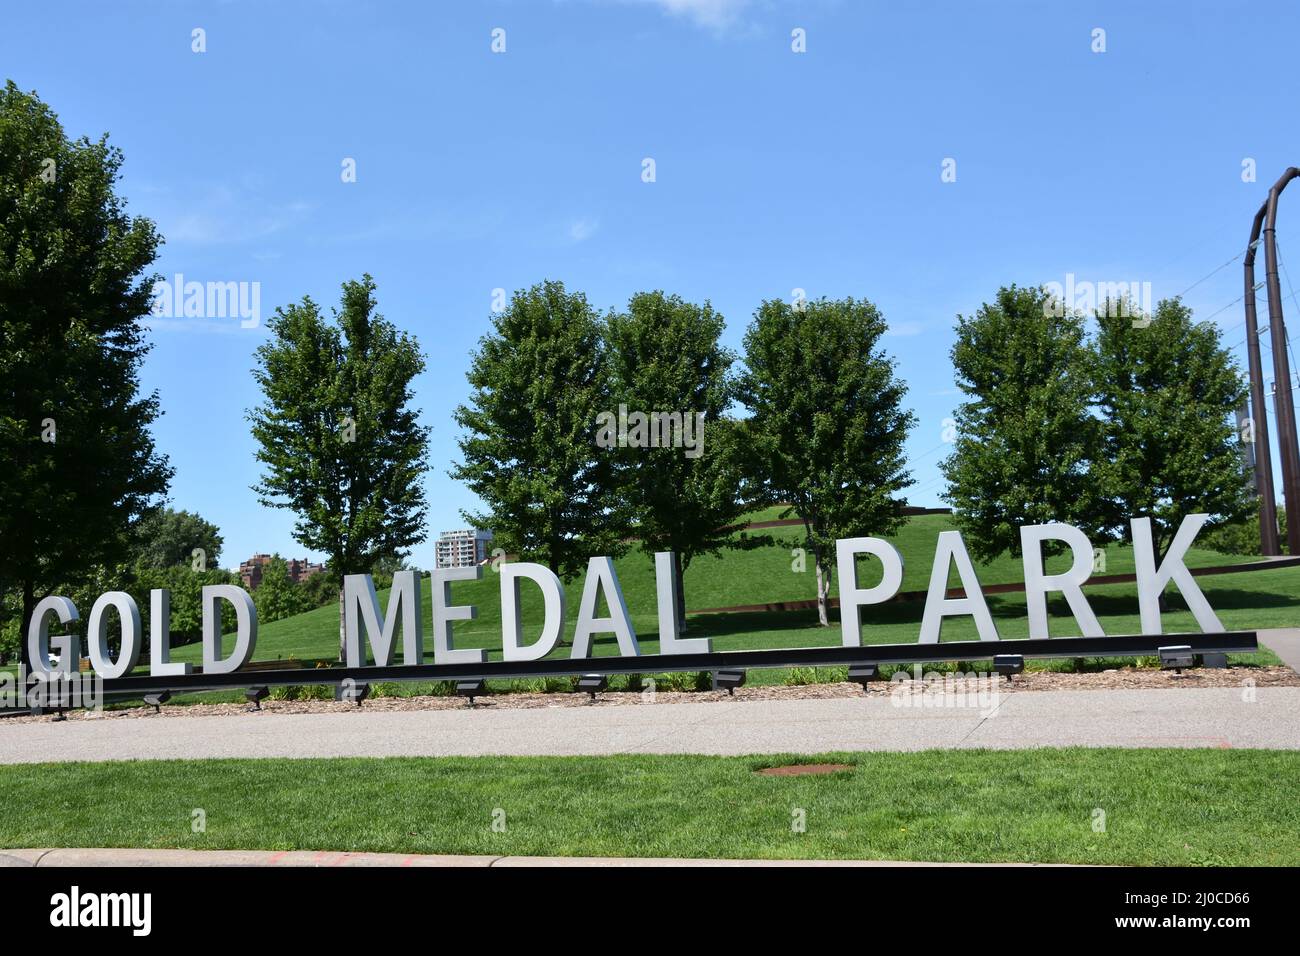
87 591 143 679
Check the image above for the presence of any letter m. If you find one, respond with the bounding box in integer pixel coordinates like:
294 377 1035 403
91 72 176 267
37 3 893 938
650 411 681 449
101 894 130 927
1096 281 1131 316
206 281 240 318
343 571 424 667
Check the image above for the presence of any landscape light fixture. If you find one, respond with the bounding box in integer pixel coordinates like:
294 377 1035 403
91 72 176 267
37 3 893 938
1159 646 1195 674
714 670 747 696
993 655 1025 681
245 686 269 711
1200 652 1229 669
143 690 171 714
456 679 486 707
336 682 370 707
848 663 880 690
577 674 608 700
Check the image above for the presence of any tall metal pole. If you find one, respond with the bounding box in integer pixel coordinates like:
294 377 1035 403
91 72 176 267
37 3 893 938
1244 202 1281 554
1262 167 1300 554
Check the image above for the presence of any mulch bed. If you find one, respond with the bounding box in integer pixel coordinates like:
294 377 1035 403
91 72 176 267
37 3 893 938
6 664 1296 724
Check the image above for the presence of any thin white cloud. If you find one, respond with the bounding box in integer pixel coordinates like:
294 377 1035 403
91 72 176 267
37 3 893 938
884 320 925 338
152 185 316 246
142 317 261 335
584 0 753 31
644 0 751 29
569 217 600 242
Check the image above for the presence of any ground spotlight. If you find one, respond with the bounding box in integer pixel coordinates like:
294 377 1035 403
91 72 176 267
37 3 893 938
993 655 1024 681
143 690 171 714
456 679 486 706
848 663 879 690
1159 645 1195 673
245 686 269 711
577 674 608 700
1200 652 1228 669
714 670 746 695
336 682 370 706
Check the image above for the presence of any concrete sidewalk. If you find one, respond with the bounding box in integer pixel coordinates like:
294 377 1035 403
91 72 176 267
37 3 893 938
0 847 1068 867
1260 627 1300 673
2 686 1297 763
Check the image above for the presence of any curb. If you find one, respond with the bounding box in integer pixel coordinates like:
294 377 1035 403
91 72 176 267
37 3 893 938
0 847 1078 868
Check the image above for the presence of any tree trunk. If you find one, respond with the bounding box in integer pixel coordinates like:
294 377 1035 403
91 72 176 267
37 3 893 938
814 554 831 627
673 552 687 635
21 579 35 674
337 585 346 662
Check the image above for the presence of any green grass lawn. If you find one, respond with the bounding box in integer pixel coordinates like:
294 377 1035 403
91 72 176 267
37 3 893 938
2 749 1297 865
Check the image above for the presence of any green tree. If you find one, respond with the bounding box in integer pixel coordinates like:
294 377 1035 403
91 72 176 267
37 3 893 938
248 275 430 659
252 555 312 624
605 291 751 628
368 553 412 593
940 285 1100 560
738 296 915 626
118 563 238 651
1093 297 1253 559
0 82 172 660
452 280 628 581
1201 504 1284 556
300 569 341 609
134 507 223 570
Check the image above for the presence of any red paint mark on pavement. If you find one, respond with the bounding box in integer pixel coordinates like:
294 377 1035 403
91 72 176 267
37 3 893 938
1134 736 1233 749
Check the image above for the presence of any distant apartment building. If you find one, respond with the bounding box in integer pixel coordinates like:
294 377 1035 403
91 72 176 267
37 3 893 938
240 554 326 590
435 529 494 569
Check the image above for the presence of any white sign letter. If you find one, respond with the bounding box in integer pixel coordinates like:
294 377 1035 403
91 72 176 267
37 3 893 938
432 566 485 664
655 552 709 653
836 537 904 647
1132 514 1224 634
26 597 79 676
1020 523 1104 638
344 571 424 667
919 531 999 643
202 585 258 674
501 563 566 662
150 589 192 677
572 557 640 658
87 591 143 679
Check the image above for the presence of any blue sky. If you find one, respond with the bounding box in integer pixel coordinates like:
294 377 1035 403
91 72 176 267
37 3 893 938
4 0 1298 569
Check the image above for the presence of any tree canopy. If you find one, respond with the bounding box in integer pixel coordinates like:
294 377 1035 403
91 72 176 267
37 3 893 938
249 274 430 657
941 285 1099 560
605 291 751 626
1093 297 1253 558
739 296 915 626
0 81 171 647
452 280 629 581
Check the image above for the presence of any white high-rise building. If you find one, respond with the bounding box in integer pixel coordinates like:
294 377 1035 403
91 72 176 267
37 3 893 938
435 528 494 569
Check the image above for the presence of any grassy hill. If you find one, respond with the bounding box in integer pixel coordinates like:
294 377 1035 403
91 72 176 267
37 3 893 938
174 511 1294 669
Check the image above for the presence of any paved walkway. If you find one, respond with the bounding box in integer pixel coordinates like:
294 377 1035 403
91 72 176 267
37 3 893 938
0 848 1066 868
1260 627 1300 673
2 686 1297 763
